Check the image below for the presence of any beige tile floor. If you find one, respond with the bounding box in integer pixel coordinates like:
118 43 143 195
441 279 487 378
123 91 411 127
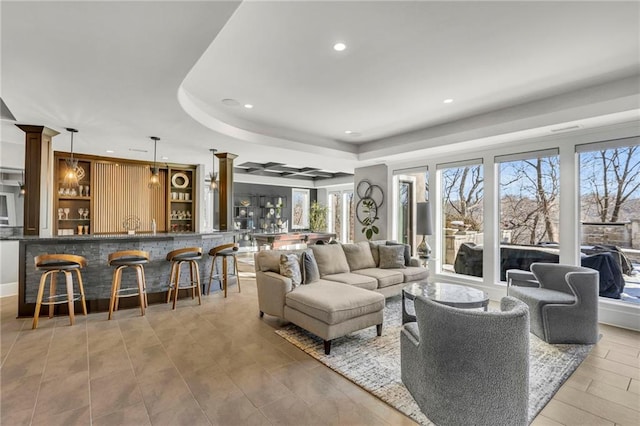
1 262 639 425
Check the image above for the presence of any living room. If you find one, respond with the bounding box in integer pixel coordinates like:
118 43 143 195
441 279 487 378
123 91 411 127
1 1 639 425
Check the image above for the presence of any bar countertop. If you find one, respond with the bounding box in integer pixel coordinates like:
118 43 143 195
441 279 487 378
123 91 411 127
2 230 237 242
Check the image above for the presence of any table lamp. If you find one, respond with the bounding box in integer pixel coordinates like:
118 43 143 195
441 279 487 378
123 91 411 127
416 202 433 258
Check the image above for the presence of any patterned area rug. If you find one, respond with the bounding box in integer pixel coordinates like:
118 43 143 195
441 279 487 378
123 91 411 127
275 296 593 425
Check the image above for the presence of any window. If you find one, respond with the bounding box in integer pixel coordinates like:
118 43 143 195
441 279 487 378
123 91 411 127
393 170 428 254
440 162 484 277
329 190 355 242
578 139 640 303
498 150 560 281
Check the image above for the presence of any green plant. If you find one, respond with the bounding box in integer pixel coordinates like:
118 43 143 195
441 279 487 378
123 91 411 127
309 201 328 232
361 198 379 240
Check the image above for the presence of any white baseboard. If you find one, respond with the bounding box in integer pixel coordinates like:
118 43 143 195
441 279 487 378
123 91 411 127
0 282 18 298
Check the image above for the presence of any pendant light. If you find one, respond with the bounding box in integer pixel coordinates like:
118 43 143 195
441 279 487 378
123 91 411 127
63 128 79 188
148 136 161 189
208 148 218 191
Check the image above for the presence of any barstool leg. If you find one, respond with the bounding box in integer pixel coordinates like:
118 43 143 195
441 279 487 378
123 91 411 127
74 269 87 316
189 261 195 300
32 271 50 329
108 266 122 320
194 260 202 305
135 265 146 316
234 256 241 293
222 257 228 298
114 267 124 312
167 261 177 303
172 261 182 310
65 271 75 326
207 254 217 295
140 266 149 307
49 272 57 319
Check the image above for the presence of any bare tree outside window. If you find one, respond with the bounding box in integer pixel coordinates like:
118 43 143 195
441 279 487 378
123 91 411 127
500 156 559 245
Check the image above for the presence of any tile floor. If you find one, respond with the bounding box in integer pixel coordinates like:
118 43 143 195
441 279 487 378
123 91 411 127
1 262 639 425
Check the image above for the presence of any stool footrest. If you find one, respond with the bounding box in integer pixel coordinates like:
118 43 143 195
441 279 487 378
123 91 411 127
41 293 82 305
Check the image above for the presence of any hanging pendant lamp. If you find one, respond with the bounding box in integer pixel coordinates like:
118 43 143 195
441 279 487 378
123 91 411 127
148 136 161 189
208 148 218 192
63 128 79 188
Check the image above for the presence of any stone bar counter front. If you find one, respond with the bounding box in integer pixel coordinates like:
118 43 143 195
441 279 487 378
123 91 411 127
15 232 237 317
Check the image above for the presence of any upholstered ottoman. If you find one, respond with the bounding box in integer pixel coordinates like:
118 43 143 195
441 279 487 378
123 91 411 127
284 281 385 354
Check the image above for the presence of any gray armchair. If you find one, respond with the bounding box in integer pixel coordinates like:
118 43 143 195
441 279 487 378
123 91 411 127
400 296 529 426
507 263 599 344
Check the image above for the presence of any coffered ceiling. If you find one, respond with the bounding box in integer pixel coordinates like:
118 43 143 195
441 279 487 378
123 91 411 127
1 1 639 181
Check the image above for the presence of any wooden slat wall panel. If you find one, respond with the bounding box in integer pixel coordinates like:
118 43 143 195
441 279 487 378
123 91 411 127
94 163 166 233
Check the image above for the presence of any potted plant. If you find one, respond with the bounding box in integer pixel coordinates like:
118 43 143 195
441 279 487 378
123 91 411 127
309 201 328 232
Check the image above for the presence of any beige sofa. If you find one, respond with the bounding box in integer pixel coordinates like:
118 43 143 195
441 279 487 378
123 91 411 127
255 241 429 354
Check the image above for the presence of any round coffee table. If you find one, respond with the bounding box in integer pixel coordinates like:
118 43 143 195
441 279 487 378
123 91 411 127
402 281 489 324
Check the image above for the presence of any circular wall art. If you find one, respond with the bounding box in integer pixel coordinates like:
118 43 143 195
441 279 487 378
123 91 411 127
356 197 378 225
356 180 384 208
171 172 189 188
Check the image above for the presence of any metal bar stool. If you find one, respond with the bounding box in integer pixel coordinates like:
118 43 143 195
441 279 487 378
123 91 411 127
107 250 150 320
166 247 202 310
32 254 87 329
207 243 241 298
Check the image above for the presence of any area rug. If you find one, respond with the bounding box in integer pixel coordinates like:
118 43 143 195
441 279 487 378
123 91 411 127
275 296 593 425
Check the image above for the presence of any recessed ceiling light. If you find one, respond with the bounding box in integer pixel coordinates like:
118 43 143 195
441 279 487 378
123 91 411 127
344 130 362 137
344 130 353 134
244 104 253 109
106 150 114 153
333 42 347 52
221 98 240 107
443 99 454 104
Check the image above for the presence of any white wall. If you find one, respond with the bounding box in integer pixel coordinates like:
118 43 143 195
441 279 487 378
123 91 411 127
0 241 19 297
353 164 389 242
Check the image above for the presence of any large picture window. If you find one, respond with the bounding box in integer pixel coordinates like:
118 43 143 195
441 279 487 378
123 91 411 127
578 139 640 303
440 161 484 277
497 150 560 281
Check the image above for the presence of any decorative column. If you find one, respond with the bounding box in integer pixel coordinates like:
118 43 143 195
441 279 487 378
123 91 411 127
16 125 59 236
215 152 237 231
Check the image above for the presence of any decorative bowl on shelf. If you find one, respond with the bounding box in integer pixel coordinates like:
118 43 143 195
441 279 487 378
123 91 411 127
240 200 251 207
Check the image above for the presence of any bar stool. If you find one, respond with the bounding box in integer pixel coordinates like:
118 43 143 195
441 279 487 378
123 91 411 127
107 250 149 320
207 243 241 298
166 247 202 310
32 254 87 329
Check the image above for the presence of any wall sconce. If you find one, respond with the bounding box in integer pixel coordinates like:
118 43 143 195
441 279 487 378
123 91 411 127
208 148 218 192
18 170 25 196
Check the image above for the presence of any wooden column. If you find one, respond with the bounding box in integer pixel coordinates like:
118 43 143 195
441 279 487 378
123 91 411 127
17 125 59 236
215 152 237 231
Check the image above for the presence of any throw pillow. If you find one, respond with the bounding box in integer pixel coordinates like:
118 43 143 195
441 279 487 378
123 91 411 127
310 244 350 276
378 245 406 269
342 241 376 271
279 254 302 288
387 241 411 266
301 250 320 284
369 241 386 267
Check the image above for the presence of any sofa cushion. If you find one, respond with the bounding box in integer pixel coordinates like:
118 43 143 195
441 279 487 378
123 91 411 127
280 254 302 288
391 266 429 283
352 268 404 288
285 281 385 325
302 250 320 284
369 242 380 267
387 241 411 266
310 244 350 276
322 273 378 291
379 245 406 269
342 242 376 271
255 249 307 273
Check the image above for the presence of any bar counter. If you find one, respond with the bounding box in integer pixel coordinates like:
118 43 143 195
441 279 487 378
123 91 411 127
252 232 335 250
13 232 238 317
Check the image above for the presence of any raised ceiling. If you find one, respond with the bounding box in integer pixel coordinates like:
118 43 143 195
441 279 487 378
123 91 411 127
2 1 639 179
